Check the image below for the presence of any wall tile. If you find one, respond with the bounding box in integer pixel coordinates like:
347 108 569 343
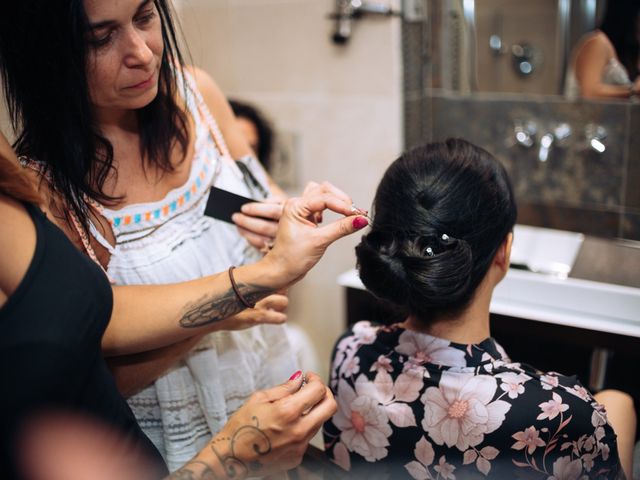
625 104 640 210
428 94 628 211
517 202 620 238
621 211 640 241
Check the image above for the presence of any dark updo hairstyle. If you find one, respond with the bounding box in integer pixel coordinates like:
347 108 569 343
356 139 517 324
229 99 275 172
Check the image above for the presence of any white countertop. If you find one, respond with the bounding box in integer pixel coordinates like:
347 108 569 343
338 268 640 338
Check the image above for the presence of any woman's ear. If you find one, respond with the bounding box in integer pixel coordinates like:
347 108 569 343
493 232 513 273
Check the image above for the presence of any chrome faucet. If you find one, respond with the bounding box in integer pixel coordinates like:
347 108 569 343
329 0 400 44
584 124 607 153
538 123 571 162
513 120 537 148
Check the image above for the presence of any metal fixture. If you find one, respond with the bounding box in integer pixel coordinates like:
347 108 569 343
329 0 401 45
584 124 607 153
511 43 542 77
538 123 572 162
513 120 538 148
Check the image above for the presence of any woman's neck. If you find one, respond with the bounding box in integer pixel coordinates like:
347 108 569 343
94 107 139 134
402 279 493 344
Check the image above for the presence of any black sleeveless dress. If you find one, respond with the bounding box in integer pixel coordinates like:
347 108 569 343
0 203 167 479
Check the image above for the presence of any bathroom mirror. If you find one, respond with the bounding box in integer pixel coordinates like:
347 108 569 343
427 0 606 97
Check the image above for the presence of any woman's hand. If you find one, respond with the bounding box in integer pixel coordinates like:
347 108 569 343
214 293 288 331
232 196 285 251
169 372 336 479
260 181 368 286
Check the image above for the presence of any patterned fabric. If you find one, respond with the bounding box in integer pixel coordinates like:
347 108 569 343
323 321 623 479
86 70 298 472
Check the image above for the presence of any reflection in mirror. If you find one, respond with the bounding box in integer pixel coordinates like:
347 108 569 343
428 0 618 97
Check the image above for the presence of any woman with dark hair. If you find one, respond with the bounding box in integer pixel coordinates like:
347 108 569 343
0 129 368 479
0 0 309 470
229 99 275 173
566 0 640 98
323 139 630 478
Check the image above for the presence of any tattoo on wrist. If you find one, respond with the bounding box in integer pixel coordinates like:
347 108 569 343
166 417 272 480
167 461 217 479
179 283 273 328
210 416 271 479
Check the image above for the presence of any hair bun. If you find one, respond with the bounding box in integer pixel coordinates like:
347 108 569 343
356 231 474 315
356 232 411 305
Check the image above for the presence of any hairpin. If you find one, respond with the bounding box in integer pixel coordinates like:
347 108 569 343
350 204 373 222
424 247 434 257
441 234 449 242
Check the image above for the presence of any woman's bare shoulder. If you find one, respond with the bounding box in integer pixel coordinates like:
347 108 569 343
0 194 37 302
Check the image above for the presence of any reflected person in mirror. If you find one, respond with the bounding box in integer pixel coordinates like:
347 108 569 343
566 0 640 99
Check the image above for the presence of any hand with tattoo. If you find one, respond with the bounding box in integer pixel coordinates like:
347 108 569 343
167 372 336 479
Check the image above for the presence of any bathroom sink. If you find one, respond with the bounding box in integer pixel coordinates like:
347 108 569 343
510 225 584 278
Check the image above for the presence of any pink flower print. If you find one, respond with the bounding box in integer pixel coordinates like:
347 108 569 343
566 384 591 402
583 435 595 452
549 455 583 480
511 426 546 454
591 405 607 427
541 374 559 391
352 321 379 345
434 455 456 480
421 372 511 451
331 441 351 471
537 392 569 421
599 442 610 461
370 355 393 373
404 436 435 480
395 330 467 368
582 453 594 472
340 354 361 377
332 378 392 461
496 372 529 399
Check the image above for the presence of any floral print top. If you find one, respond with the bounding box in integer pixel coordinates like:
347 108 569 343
323 321 623 479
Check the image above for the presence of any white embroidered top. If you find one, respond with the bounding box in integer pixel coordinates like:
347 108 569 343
88 70 298 471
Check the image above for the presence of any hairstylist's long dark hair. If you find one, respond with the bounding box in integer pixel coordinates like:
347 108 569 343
0 0 189 231
356 139 517 324
600 0 640 80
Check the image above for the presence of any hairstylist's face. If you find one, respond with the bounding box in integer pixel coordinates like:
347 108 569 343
84 0 163 114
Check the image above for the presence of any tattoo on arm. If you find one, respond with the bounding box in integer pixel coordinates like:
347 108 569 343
165 417 272 480
210 416 271 478
166 461 217 479
179 283 273 328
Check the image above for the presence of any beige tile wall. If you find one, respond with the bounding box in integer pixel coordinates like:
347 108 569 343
176 0 403 378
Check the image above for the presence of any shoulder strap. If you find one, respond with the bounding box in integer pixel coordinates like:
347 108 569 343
180 69 234 164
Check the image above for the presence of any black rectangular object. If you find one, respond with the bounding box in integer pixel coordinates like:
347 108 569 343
204 187 257 224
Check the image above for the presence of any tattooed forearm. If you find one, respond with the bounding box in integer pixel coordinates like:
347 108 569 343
166 460 218 479
179 283 274 328
164 417 272 480
210 416 271 479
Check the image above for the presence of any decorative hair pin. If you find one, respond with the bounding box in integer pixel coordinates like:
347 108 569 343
351 204 372 222
424 234 451 257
